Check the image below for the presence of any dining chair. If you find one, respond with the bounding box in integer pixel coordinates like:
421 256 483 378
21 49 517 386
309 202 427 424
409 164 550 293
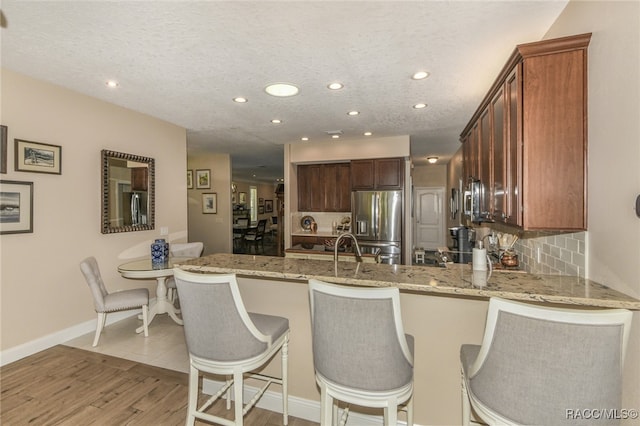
460 297 633 425
165 242 204 304
269 216 278 239
244 219 267 254
308 279 414 426
234 217 250 251
173 269 290 426
79 256 149 347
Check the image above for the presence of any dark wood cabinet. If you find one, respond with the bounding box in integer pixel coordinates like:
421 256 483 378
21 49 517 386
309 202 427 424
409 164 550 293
131 167 148 191
460 33 590 231
351 158 403 190
297 163 351 212
323 163 351 212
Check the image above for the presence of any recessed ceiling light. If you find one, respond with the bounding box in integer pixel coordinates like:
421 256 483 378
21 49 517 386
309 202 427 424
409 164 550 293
364 132 372 136
347 110 360 116
328 82 344 90
301 137 309 141
271 119 282 124
427 156 438 164
233 97 248 103
332 135 340 139
265 83 299 97
106 80 119 88
412 71 430 80
413 103 428 109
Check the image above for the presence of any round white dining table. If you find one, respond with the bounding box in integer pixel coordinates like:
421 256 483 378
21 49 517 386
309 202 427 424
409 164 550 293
117 257 191 329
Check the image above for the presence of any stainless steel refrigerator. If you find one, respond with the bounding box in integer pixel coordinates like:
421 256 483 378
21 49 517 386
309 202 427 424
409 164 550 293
352 190 403 264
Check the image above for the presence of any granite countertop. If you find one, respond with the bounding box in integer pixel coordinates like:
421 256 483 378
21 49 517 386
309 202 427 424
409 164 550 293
174 254 640 310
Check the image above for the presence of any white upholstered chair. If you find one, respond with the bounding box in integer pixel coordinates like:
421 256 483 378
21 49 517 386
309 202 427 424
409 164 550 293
308 279 414 426
165 241 204 304
173 269 290 426
79 256 149 347
460 297 632 425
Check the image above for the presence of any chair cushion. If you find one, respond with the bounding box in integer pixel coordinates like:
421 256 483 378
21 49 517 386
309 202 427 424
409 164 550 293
103 288 149 312
459 344 480 377
249 313 289 343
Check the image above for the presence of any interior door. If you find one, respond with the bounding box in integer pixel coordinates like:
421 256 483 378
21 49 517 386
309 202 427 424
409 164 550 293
414 187 446 250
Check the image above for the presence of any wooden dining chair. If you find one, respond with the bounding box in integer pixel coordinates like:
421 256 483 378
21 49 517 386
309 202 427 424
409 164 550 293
244 219 267 254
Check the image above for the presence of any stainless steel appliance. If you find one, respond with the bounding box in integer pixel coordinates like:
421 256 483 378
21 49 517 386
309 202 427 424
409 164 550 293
448 226 473 264
352 190 402 264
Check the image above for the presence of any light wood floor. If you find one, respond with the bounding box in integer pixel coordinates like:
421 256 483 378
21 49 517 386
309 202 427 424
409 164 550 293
0 345 317 426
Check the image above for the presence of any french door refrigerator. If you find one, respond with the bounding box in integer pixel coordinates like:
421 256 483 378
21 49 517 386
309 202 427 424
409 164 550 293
352 190 403 264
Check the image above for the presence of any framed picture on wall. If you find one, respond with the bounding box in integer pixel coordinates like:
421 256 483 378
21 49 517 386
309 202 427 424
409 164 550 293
15 139 62 174
187 170 193 189
258 205 264 214
239 192 247 204
265 199 273 213
202 192 217 214
259 198 264 205
1 125 7 174
195 169 210 189
0 180 34 234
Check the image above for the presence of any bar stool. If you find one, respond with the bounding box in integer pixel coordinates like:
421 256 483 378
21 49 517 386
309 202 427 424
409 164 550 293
460 297 632 425
308 279 414 426
174 270 290 426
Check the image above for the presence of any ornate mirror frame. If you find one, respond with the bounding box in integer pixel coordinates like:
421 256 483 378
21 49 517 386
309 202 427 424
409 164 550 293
101 149 155 234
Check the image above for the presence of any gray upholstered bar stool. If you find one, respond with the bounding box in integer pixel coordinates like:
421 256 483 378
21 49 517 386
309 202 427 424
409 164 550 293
460 297 632 425
173 269 290 426
308 279 414 426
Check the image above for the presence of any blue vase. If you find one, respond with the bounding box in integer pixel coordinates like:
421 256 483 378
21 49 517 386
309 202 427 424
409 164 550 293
151 239 169 265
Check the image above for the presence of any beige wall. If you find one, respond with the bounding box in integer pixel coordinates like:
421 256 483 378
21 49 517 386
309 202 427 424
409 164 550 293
412 163 447 188
187 153 233 255
237 277 488 426
0 69 188 353
543 0 640 415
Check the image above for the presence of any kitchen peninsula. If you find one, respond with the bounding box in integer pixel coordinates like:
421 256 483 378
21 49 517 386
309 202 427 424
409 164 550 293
173 253 639 425
175 253 640 309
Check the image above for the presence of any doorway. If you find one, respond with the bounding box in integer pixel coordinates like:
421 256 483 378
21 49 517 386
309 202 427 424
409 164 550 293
413 187 446 250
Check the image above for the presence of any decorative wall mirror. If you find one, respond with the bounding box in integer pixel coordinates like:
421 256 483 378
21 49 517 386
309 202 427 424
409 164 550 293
101 149 155 234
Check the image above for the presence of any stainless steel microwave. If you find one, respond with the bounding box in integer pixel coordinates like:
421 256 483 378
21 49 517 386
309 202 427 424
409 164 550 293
464 179 482 223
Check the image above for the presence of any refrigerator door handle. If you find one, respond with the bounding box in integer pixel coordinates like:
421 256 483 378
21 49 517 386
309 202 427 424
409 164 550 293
358 241 400 248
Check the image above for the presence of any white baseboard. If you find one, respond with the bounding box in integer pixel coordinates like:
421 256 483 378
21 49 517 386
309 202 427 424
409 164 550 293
202 378 411 426
0 309 138 367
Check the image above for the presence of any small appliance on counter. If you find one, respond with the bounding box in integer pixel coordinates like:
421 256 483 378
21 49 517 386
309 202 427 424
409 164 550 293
448 226 473 264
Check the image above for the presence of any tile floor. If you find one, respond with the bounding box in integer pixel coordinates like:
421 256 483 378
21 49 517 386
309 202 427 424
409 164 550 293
64 313 190 373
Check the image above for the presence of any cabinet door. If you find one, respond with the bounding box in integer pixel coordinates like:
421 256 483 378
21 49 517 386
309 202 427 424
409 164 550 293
297 164 323 211
131 167 148 191
462 133 472 182
350 160 375 190
522 50 586 230
479 107 492 219
505 66 522 226
375 158 403 189
491 86 506 222
323 163 350 212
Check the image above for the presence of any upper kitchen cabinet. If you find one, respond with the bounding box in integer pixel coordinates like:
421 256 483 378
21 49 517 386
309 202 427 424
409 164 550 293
351 158 404 190
460 33 590 231
297 163 351 212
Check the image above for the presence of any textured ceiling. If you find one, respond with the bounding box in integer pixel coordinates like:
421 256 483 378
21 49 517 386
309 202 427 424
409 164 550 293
1 1 568 183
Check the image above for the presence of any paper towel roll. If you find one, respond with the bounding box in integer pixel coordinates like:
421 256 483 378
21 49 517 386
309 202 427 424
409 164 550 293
473 248 488 271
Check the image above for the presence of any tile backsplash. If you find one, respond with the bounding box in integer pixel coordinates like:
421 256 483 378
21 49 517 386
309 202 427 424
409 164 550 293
515 231 586 277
